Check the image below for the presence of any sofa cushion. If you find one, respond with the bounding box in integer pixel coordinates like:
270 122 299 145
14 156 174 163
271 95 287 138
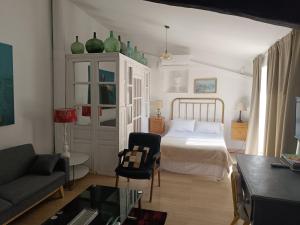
29 154 60 175
0 144 36 185
0 172 65 204
0 198 12 213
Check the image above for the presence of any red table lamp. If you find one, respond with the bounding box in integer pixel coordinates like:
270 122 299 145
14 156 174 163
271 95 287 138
54 108 77 158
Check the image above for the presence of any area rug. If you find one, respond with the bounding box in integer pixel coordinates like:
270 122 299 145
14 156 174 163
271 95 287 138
123 208 167 225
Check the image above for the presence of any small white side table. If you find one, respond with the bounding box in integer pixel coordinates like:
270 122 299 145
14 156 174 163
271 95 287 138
69 152 89 186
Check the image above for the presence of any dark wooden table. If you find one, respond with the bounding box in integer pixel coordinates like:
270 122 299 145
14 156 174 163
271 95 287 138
237 154 300 225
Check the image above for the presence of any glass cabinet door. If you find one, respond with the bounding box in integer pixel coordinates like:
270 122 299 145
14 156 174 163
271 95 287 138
98 61 117 127
73 62 92 125
127 67 133 125
133 78 142 132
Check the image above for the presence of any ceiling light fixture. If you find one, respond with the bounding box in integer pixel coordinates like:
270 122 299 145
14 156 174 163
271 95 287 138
160 25 172 60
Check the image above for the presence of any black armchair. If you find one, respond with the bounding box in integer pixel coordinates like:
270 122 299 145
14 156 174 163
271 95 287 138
115 132 161 202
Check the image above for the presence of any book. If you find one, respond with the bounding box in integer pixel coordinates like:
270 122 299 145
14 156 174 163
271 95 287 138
281 154 300 171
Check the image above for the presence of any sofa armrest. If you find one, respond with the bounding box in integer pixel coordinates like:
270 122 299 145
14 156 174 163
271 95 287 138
55 157 69 184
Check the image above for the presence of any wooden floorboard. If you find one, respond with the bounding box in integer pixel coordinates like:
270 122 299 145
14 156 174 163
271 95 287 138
10 171 245 225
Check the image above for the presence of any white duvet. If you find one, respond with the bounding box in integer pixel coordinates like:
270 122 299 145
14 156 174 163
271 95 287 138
161 130 232 179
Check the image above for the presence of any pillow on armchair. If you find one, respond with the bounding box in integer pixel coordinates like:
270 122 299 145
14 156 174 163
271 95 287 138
122 146 149 169
29 154 60 175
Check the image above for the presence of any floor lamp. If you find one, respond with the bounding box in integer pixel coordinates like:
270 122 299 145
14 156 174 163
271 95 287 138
54 108 77 158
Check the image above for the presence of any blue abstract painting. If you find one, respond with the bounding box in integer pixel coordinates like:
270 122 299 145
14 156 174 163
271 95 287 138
0 42 14 126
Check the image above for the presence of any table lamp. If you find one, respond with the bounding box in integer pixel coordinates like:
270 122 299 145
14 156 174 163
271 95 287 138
54 108 77 158
151 100 163 117
236 102 247 123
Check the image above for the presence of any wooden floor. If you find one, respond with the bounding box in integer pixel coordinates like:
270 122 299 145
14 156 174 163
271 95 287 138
10 171 244 225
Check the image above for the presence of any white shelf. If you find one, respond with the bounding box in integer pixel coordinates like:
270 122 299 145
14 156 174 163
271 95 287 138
70 165 89 180
69 152 89 166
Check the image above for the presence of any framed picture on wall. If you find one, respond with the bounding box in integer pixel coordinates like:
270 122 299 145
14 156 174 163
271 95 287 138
165 69 189 93
194 78 217 93
0 42 15 126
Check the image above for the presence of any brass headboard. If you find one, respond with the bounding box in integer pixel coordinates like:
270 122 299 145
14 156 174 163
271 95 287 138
170 97 225 123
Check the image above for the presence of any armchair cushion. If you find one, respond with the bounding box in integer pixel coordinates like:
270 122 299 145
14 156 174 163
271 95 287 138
122 146 149 169
29 154 60 175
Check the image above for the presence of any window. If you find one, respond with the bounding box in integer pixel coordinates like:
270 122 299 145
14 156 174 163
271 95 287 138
258 59 268 155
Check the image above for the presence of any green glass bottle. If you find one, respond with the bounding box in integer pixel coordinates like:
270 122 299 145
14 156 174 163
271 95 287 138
137 50 143 63
118 35 127 55
133 46 139 61
141 53 148 65
85 32 104 53
125 41 133 58
104 31 121 53
71 36 84 54
133 46 143 63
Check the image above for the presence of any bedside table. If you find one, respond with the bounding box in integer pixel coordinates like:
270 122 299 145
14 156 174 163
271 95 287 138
149 116 165 134
231 121 248 141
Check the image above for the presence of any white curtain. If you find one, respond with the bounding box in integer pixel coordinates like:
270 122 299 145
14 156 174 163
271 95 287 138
245 55 263 155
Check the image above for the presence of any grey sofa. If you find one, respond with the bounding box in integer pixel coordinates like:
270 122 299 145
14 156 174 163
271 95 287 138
0 144 69 224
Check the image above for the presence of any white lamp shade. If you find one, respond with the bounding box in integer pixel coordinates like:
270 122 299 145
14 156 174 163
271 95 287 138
236 102 247 111
151 100 163 109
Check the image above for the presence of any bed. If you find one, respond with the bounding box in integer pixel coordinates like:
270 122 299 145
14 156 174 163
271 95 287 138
160 98 232 180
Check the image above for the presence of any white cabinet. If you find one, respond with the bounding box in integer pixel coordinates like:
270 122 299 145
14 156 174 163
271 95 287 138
65 53 150 176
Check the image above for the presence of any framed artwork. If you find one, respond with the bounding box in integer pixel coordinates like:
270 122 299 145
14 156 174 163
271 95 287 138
166 69 189 93
0 43 14 126
194 78 217 94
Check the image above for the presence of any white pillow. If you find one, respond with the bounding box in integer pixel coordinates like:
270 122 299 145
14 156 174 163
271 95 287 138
169 119 196 132
194 121 223 134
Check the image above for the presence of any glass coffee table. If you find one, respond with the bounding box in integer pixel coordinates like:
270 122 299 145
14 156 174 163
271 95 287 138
42 185 143 225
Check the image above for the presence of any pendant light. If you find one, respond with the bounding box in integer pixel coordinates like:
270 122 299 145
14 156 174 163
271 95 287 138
160 25 172 60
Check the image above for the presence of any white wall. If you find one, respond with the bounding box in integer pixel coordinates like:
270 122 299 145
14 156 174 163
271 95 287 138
0 0 53 153
53 0 110 151
149 58 252 150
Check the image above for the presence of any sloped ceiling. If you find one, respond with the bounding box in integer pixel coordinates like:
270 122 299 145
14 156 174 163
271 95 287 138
72 0 291 75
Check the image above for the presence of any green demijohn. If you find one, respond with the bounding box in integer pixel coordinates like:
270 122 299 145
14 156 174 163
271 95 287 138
141 53 148 65
133 46 142 62
125 41 133 58
118 35 127 54
85 32 104 53
104 31 121 53
71 36 84 54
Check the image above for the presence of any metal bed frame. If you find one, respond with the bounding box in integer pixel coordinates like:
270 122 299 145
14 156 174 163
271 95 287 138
170 97 225 123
